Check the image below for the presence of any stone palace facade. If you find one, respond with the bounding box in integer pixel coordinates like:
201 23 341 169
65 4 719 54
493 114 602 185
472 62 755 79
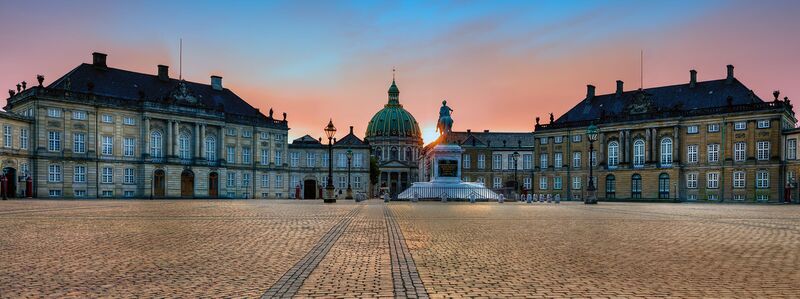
0 52 369 199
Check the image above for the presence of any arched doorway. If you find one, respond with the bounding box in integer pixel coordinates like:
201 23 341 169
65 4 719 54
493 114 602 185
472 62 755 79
304 179 317 199
153 169 166 198
2 167 16 198
181 169 194 198
208 172 219 198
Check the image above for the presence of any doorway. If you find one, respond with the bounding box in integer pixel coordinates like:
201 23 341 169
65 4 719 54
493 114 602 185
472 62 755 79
181 169 194 198
153 169 166 197
2 167 16 198
304 179 317 199
208 172 219 198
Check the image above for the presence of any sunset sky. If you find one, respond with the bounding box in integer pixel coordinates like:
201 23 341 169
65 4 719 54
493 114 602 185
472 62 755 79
1 0 799 144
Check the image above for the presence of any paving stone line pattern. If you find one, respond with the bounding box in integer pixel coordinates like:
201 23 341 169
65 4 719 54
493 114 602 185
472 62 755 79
260 206 362 298
385 205 429 298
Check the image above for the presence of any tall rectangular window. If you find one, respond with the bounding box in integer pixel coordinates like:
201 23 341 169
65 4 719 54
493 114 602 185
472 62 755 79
123 137 135 157
354 176 362 189
790 139 798 160
101 167 114 184
354 153 364 168
707 172 719 189
74 166 86 183
275 150 283 165
261 174 270 188
707 144 720 163
73 133 86 153
554 153 562 169
493 154 502 170
572 176 581 190
3 125 11 148
733 171 745 188
492 177 501 188
539 176 548 190
337 153 347 168
227 146 236 163
242 147 252 164
523 177 531 190
243 173 251 187
523 154 532 170
553 176 562 190
540 154 548 169
572 152 581 168
734 142 746 162
260 149 269 165
304 152 314 167
757 141 770 161
275 175 283 188
686 173 698 189
507 154 515 169
477 154 485 169
19 128 28 150
124 168 135 184
687 145 698 163
756 171 769 188
290 152 300 167
227 172 236 187
48 131 61 152
102 136 113 156
48 164 62 182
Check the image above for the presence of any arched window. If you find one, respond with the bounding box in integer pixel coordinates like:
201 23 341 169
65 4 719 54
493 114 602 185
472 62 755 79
205 136 217 162
660 138 673 166
179 132 191 160
658 173 670 199
390 147 398 160
150 131 163 158
631 174 642 199
374 147 382 161
605 174 616 199
633 139 645 167
405 147 412 161
607 141 619 167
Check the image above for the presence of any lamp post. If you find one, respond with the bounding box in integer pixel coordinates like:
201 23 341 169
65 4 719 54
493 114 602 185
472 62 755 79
585 123 598 204
512 151 520 195
346 148 353 199
324 119 337 203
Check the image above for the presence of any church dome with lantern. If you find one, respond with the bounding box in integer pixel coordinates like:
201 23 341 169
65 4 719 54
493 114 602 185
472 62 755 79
365 80 422 139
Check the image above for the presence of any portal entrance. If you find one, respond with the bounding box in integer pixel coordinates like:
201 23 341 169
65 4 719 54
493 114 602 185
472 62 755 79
153 169 166 198
208 172 219 198
181 169 195 198
304 180 317 199
1 167 16 198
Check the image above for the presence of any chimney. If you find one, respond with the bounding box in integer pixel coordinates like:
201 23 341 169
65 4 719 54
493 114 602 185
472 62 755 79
586 84 595 100
689 69 697 88
726 65 734 84
92 52 107 68
615 80 623 96
349 126 354 135
157 65 169 81
466 129 471 133
484 129 489 133
211 75 223 90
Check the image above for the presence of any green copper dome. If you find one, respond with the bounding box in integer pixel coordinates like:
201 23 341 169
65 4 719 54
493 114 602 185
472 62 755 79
365 80 422 139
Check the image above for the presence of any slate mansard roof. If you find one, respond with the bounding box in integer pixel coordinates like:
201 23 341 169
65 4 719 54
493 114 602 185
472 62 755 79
425 130 534 152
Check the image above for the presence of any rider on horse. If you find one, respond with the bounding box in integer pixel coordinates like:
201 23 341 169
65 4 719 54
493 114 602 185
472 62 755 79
437 100 454 136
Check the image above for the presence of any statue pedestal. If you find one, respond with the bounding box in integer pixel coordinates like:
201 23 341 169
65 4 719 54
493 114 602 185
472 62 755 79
398 144 500 201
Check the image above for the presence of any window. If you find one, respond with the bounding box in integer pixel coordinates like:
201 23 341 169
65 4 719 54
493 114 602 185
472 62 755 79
607 141 619 167
605 175 616 199
243 173 251 187
261 174 270 188
275 175 283 188
354 176 362 189
733 194 745 201
553 176 562 190
227 146 236 163
633 139 645 167
539 176 548 189
492 177 502 188
306 152 316 167
290 152 300 167
275 151 283 165
757 119 770 129
321 152 328 167
101 114 114 123
260 132 269 140
523 177 531 190
226 128 237 136
205 136 216 162
554 136 563 144
540 137 548 145
523 154 532 170
390 147 398 160
353 153 363 168
733 171 745 188
242 130 252 138
102 136 113 156
660 138 672 166
49 190 62 197
757 194 769 202
227 172 236 187
74 190 86 197
151 131 163 158
707 172 719 189
554 153 562 169
463 154 471 169
242 147 251 164
658 173 670 199
687 125 699 134
123 117 135 125
72 110 87 120
47 164 61 183
477 154 486 169
507 154 515 169
3 125 11 148
540 154 548 169
101 167 113 184
708 144 720 163
124 168 135 184
591 150 597 167
631 174 642 199
374 147 382 161
687 145 698 163
124 191 135 198
337 152 347 168
274 133 283 142
789 139 797 160
48 131 61 151
179 133 191 160
572 176 581 190
730 142 746 162
708 124 720 132
74 166 86 183
708 194 718 201
734 121 746 130
757 141 770 161
47 108 62 118
123 137 135 157
756 171 769 188
572 135 581 143
687 194 697 201
338 176 346 189
73 133 86 153
19 128 28 150
686 173 698 189
572 152 581 168
405 147 413 161
20 163 28 176
493 154 502 170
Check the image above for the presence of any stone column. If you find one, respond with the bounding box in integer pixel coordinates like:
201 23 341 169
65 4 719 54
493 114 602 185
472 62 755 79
195 123 201 159
218 127 224 162
645 129 651 163
673 126 679 163
144 117 150 156
599 132 606 166
173 121 180 157
200 124 206 159
167 120 173 157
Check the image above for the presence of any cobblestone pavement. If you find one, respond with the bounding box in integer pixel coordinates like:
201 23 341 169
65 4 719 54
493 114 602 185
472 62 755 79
1 200 799 298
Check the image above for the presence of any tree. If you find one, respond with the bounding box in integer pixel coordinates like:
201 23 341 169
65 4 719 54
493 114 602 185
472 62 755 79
369 156 380 197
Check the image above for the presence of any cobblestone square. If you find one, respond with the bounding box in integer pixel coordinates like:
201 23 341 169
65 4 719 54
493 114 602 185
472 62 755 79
1 200 798 298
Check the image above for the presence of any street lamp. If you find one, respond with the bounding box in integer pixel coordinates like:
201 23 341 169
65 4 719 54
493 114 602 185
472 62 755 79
585 123 599 204
346 148 353 199
324 119 337 203
512 151 520 195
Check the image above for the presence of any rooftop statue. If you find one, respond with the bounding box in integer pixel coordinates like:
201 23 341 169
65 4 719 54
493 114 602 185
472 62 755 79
436 100 454 136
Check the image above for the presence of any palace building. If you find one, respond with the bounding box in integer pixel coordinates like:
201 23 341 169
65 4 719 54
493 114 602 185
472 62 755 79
0 52 368 199
533 65 796 202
